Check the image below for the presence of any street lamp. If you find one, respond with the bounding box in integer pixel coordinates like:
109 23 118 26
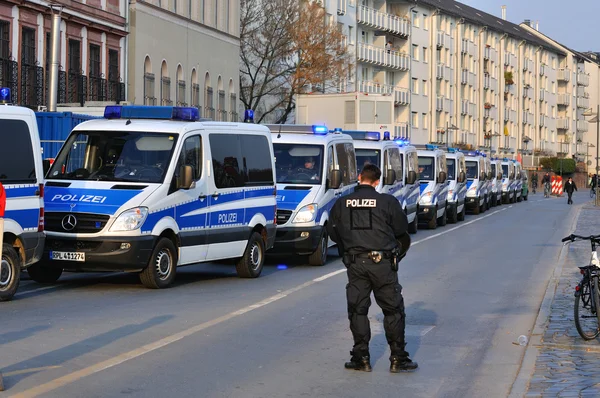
559 138 569 177
583 106 600 206
446 122 459 148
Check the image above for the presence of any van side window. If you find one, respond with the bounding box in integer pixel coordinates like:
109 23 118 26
209 134 245 189
240 135 274 186
0 119 36 183
388 148 403 183
335 143 350 184
345 143 358 183
177 136 202 180
326 146 334 184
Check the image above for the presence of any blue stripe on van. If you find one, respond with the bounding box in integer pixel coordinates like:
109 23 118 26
276 190 312 211
4 208 39 230
45 187 143 216
4 186 39 198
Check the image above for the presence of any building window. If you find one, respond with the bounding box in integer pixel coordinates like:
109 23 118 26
161 76 172 105
422 79 427 94
411 112 418 128
411 78 418 94
107 49 122 102
411 44 418 61
349 26 354 45
217 89 226 121
412 11 419 28
177 79 186 106
230 92 238 121
205 86 214 119
21 27 40 107
422 113 427 128
68 39 81 73
422 14 428 30
0 20 9 60
422 47 428 63
88 44 104 101
191 82 200 107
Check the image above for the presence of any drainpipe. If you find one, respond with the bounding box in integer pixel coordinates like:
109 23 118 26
48 6 62 112
408 2 417 141
124 0 130 102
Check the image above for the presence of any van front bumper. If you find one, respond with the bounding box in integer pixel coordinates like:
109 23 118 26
269 226 323 255
417 205 437 222
465 196 480 209
41 236 157 272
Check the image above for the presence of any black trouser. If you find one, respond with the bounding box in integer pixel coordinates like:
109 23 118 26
568 191 573 204
345 257 409 360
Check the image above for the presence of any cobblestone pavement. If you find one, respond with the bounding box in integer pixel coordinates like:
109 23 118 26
526 205 600 397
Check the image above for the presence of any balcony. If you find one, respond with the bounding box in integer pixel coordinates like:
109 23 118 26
337 0 347 15
436 95 451 112
522 111 534 125
484 74 490 90
357 43 410 70
577 96 590 109
469 103 476 117
504 108 510 122
394 88 410 105
461 39 471 54
539 89 545 102
484 46 497 63
395 122 409 138
577 120 589 132
461 99 469 115
436 63 445 80
437 31 451 49
461 68 468 85
490 76 498 91
577 86 587 97
484 107 497 120
577 72 590 86
357 6 409 37
556 118 569 130
558 68 571 82
558 93 570 106
539 114 547 127
358 80 394 95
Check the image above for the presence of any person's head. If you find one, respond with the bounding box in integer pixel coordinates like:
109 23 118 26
568 177 573 182
358 164 381 187
304 157 315 169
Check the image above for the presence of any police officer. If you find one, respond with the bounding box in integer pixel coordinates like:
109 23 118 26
327 164 418 373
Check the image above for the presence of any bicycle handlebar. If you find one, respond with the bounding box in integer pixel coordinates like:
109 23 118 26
562 234 600 243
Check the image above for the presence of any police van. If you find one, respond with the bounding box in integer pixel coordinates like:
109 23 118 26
397 139 420 234
342 131 419 234
513 160 523 202
482 155 493 209
463 150 488 214
417 145 449 229
266 124 357 266
0 87 45 301
501 158 516 204
445 148 467 223
489 158 503 206
33 105 277 289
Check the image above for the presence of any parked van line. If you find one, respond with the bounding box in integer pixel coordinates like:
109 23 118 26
462 150 488 215
445 148 467 223
31 105 277 289
489 158 503 206
266 124 357 266
416 145 449 230
500 158 517 204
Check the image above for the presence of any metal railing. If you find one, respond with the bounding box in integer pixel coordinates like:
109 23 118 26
558 68 571 82
395 122 409 138
358 80 394 95
558 93 570 106
88 74 107 102
577 72 590 86
394 88 410 105
357 43 410 70
556 118 570 130
357 6 409 36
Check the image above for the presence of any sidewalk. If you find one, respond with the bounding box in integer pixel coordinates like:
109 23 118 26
523 204 600 397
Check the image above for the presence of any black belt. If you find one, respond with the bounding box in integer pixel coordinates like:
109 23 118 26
349 251 392 263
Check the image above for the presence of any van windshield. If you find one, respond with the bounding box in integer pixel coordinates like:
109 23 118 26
273 143 324 184
446 159 456 180
355 149 381 175
491 164 496 176
48 131 178 183
502 165 509 178
0 119 36 183
418 156 435 181
466 161 478 179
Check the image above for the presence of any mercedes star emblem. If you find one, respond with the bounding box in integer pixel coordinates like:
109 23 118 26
61 214 78 231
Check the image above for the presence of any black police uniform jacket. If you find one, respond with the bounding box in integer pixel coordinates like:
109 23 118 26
327 184 408 254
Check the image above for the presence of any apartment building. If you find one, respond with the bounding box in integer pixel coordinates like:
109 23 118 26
0 0 127 109
128 0 240 121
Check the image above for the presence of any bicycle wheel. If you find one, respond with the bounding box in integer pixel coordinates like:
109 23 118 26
574 277 600 340
591 189 596 199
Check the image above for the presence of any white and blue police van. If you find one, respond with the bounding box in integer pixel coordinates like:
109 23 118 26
32 106 277 289
445 148 467 223
341 131 419 234
397 139 420 234
483 155 493 209
266 124 357 266
463 150 488 214
0 87 45 301
416 145 449 229
513 160 523 202
489 158 503 207
501 158 516 204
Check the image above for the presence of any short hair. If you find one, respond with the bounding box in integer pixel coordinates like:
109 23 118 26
360 163 381 182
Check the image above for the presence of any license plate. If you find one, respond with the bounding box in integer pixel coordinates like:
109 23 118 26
50 251 85 262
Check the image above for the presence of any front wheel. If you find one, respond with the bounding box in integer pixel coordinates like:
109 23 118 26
308 229 328 266
0 244 21 301
140 238 177 289
27 261 63 284
236 232 265 277
407 211 418 234
457 204 466 221
575 277 600 340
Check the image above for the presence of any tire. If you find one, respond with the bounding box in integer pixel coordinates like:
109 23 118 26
407 211 418 234
236 232 265 278
0 244 21 302
27 261 63 284
437 206 447 226
594 277 600 333
457 204 465 221
524 194 528 201
517 191 523 202
308 229 328 266
426 207 437 230
575 277 600 340
140 238 177 289
448 205 458 224
472 200 481 215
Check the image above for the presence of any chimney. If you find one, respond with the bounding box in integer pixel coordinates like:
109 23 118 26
535 21 539 31
501 5 506 21
48 7 62 112
524 19 531 27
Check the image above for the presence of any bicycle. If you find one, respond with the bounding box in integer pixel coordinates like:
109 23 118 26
544 182 551 198
562 234 600 340
591 187 596 199
531 182 537 194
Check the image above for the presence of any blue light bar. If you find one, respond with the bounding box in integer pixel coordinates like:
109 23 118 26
104 105 200 121
0 87 11 104
447 147 458 153
244 109 254 123
383 131 391 140
332 128 343 133
345 131 380 141
425 144 438 151
312 125 329 135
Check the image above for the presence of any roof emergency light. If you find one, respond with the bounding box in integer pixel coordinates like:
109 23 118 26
0 87 11 104
395 138 410 147
345 131 380 141
447 147 458 153
244 109 254 123
312 125 329 135
104 105 200 121
425 144 438 151
383 131 391 140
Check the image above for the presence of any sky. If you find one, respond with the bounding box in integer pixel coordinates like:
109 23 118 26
460 0 600 52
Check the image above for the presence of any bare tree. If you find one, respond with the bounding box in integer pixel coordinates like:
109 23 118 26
240 0 353 124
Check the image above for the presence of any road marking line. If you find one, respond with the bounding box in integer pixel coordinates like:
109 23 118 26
412 207 509 247
9 203 512 397
2 367 62 377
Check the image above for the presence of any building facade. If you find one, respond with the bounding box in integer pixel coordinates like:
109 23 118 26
128 0 240 122
298 0 596 163
0 0 127 109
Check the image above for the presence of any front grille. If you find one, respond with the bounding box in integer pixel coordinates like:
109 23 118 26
276 210 293 224
45 212 110 234
46 238 103 251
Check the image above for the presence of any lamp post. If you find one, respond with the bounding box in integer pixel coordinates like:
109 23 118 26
584 105 600 206
446 121 459 148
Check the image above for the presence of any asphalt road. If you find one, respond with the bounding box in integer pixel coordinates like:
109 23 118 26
0 192 586 398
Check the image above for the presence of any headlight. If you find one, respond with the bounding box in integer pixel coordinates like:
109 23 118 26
292 204 318 223
420 192 433 205
447 189 454 200
110 207 149 232
502 182 508 190
466 186 477 197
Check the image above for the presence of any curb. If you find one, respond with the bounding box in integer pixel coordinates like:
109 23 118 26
508 203 583 398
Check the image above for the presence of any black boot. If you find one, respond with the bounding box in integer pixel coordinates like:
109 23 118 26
344 351 372 372
390 356 418 373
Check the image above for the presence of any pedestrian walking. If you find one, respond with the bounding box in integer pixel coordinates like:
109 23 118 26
564 177 577 205
327 164 418 373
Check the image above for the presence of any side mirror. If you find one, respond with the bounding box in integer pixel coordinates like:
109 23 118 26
458 171 466 183
406 170 417 185
480 172 486 181
384 169 396 186
43 159 51 176
487 172 493 180
329 169 342 189
438 171 447 183
178 165 193 190
498 173 503 180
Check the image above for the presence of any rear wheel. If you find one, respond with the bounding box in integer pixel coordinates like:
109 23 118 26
308 229 328 266
236 232 265 277
574 278 600 340
27 261 63 284
140 238 177 289
437 206 447 226
0 244 20 302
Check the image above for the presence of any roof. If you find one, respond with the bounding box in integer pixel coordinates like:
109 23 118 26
73 118 272 134
409 0 565 55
